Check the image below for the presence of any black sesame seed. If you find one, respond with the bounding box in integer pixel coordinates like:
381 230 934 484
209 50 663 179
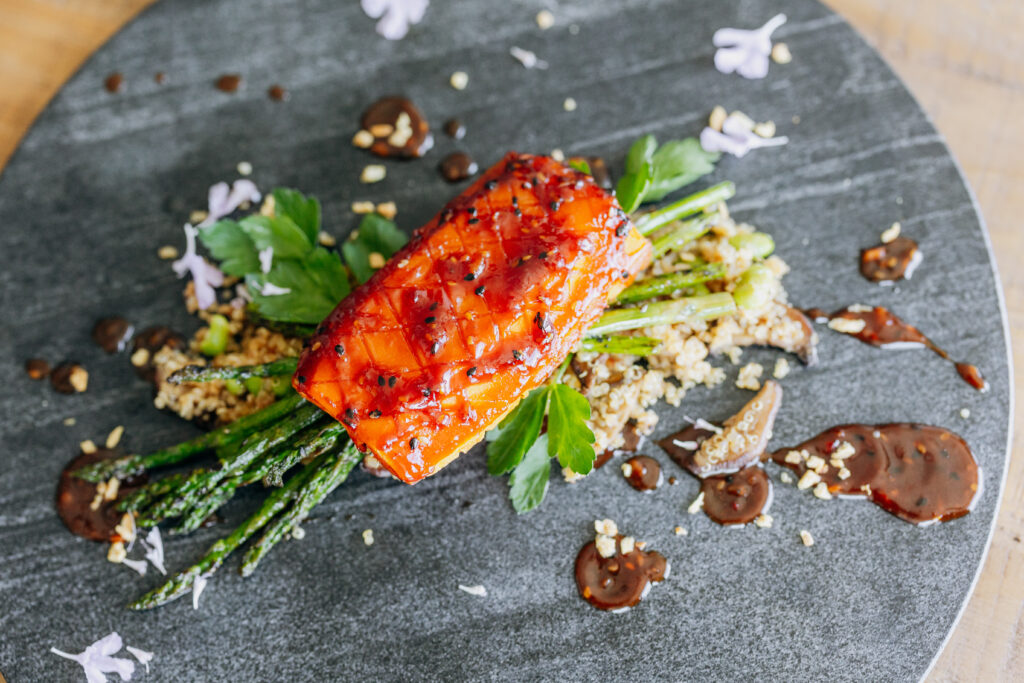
616 221 629 237
370 410 382 418
425 316 436 324
514 208 522 217
410 438 419 449
468 206 477 216
511 196 519 206
334 344 345 356
430 302 438 311
377 375 385 386
422 388 431 397
474 285 485 295
485 181 497 190
622 270 630 279
549 200 560 211
298 375 307 383
464 273 476 281
512 349 524 361
539 251 548 259
430 341 441 355
345 409 356 419
388 376 397 388
467 367 477 377
468 218 480 224
505 161 515 172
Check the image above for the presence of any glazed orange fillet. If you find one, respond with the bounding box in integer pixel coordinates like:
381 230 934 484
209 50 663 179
293 153 651 483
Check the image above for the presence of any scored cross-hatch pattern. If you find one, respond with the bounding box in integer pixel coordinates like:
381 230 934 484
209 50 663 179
295 152 651 483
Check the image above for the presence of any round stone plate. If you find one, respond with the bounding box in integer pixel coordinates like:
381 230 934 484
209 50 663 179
0 0 1011 680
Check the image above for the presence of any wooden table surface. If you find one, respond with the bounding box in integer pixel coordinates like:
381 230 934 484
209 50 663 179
0 0 1019 679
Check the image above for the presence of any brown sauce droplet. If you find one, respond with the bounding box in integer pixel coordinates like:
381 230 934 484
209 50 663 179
92 316 134 354
658 424 717 471
216 74 243 93
575 535 667 611
132 326 185 383
50 362 83 394
668 476 678 485
443 118 466 139
439 152 478 182
701 467 772 525
25 358 51 380
267 84 288 101
56 449 145 541
860 236 921 282
622 455 662 491
594 449 615 469
104 72 124 93
820 306 986 391
154 72 167 85
771 423 980 525
361 96 434 158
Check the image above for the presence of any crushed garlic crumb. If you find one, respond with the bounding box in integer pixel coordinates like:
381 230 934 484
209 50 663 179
69 366 89 393
376 201 397 219
351 201 376 214
80 439 98 455
619 536 636 554
799 529 814 547
812 482 832 500
754 513 773 528
595 534 617 558
360 165 387 184
106 425 125 449
709 105 728 132
352 130 374 148
449 71 469 90
880 221 901 244
771 42 792 64
107 541 127 563
797 470 821 490
594 518 618 536
157 245 179 260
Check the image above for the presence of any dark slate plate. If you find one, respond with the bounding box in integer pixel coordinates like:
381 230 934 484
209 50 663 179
0 0 1011 680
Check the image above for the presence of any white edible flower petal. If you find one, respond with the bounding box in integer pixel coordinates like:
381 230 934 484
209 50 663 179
125 646 154 673
122 558 148 577
142 527 166 575
51 632 136 683
171 224 224 310
700 113 789 158
259 282 292 296
510 46 549 69
258 246 274 274
200 180 261 227
458 584 488 597
361 0 429 40
712 14 786 80
193 574 208 610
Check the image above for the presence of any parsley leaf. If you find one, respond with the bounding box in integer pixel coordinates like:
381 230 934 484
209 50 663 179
645 139 720 202
272 188 322 246
342 213 410 283
486 386 549 475
237 215 314 260
247 248 350 324
546 383 596 475
508 433 551 514
199 220 261 276
615 134 719 209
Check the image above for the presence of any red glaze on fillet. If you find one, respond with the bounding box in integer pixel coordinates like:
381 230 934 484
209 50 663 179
293 153 652 483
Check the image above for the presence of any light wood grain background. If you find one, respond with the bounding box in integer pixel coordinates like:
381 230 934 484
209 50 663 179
0 0 1019 679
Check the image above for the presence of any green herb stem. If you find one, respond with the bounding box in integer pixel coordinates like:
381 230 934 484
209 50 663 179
616 263 726 304
168 358 299 384
587 293 736 336
633 181 735 236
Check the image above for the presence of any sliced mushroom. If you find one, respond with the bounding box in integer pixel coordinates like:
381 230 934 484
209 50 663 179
690 380 782 477
773 307 818 365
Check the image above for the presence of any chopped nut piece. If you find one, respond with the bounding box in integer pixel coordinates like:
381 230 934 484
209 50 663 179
619 536 636 554
780 471 794 484
157 245 179 260
189 210 208 225
754 513 773 528
536 9 555 29
103 477 120 501
291 526 306 540
360 165 387 184
812 482 832 500
106 425 125 449
376 201 397 219
236 161 253 176
362 529 375 546
260 195 276 216
797 470 821 490
80 439 98 454
783 449 805 465
828 317 867 334
130 348 150 367
594 518 618 536
728 110 755 131
709 105 728 131
114 513 136 543
771 42 792 64
317 231 337 247
753 120 776 138
960 408 971 419
89 483 105 511
832 441 856 460
368 252 386 269
837 467 852 480
69 366 89 393
735 362 763 390
388 127 412 148
458 584 488 597
351 200 376 214
805 454 826 473
449 71 469 90
674 526 687 536
352 129 374 148
595 534 617 558
772 357 790 379
563 97 577 112
880 221 901 244
63 417 76 427
620 462 633 478
799 529 814 547
687 491 705 514
107 541 127 563
369 123 394 138
550 148 565 162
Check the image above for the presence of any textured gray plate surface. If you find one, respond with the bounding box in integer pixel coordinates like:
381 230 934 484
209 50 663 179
0 0 1011 680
